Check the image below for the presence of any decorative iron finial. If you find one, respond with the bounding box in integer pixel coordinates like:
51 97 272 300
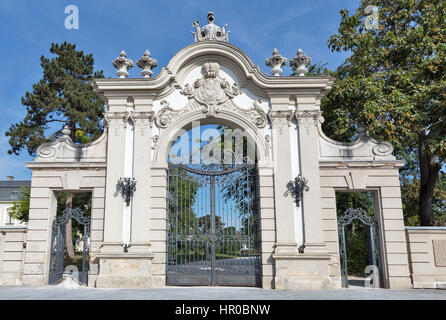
290 49 312 76
136 50 158 78
191 12 230 42
265 48 287 77
112 50 134 78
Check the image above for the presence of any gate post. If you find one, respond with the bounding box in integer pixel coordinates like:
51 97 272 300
268 97 332 290
96 106 154 288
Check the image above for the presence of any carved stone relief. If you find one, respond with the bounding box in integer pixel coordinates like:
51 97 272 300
295 110 323 135
268 110 293 135
133 112 155 136
155 62 267 130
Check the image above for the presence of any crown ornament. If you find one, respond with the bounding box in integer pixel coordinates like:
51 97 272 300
191 12 230 42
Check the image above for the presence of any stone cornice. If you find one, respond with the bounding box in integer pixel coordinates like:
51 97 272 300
26 162 107 169
319 160 405 169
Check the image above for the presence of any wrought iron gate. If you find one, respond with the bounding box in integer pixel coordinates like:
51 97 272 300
49 207 90 285
338 208 382 288
166 163 261 286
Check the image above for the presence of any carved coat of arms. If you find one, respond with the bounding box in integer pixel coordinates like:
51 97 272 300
181 62 240 117
155 62 267 129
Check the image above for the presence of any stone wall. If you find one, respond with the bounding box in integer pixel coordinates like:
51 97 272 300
0 226 27 285
406 227 446 289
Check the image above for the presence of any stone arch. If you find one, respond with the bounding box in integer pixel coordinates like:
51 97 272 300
154 109 270 166
149 108 275 288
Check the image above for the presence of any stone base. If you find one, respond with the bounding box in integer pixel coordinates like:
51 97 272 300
94 242 155 288
273 253 333 290
411 274 446 289
21 274 46 286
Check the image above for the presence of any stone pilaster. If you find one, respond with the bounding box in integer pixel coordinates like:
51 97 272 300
131 111 154 246
101 111 129 245
295 110 327 253
95 110 155 288
268 110 299 256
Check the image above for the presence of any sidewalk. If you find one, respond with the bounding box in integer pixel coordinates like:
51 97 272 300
0 285 445 300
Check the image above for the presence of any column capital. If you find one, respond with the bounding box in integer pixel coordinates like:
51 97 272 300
103 111 131 136
294 110 323 126
132 111 155 136
268 110 293 134
103 111 130 124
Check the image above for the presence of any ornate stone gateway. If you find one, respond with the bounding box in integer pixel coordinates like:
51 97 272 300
13 12 418 290
48 208 90 285
166 163 261 286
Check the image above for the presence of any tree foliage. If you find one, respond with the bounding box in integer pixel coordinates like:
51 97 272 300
402 172 446 226
323 0 446 225
9 186 31 223
5 42 105 156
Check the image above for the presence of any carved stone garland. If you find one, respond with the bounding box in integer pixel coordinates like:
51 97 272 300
155 62 267 129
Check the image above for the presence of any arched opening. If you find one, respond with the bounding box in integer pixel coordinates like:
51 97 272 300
165 122 262 287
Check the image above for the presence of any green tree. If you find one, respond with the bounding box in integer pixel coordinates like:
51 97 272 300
324 0 446 225
402 172 446 226
5 42 104 155
5 42 104 257
9 186 31 222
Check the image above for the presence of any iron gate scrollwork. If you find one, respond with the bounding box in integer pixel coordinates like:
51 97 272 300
337 207 382 288
49 207 90 285
166 163 261 287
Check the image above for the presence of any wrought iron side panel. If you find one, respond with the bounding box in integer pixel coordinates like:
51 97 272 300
337 207 382 288
49 207 90 285
166 164 261 287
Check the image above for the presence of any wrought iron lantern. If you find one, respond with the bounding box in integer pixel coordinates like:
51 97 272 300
285 174 309 207
116 177 137 206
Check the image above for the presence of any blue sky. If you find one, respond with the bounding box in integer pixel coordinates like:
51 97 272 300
0 0 360 180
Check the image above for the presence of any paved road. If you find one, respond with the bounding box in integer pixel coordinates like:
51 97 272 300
0 285 445 300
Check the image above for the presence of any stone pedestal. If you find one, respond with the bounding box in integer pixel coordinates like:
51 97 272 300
273 253 332 290
94 242 154 288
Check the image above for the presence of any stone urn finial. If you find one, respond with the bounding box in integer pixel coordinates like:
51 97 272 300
112 50 134 78
60 125 72 140
136 50 158 78
265 48 287 77
290 49 312 76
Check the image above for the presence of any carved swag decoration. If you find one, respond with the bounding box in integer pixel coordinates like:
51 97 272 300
155 62 267 129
